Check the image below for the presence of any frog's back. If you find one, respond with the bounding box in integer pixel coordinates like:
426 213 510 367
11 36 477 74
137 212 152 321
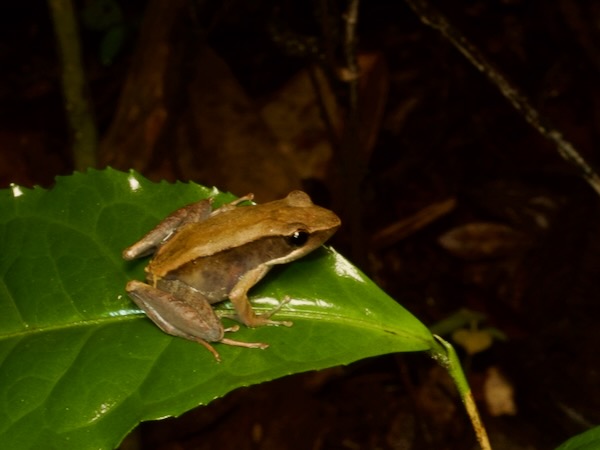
148 197 338 278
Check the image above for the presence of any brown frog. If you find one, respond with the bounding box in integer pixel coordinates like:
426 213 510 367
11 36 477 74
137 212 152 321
123 191 340 361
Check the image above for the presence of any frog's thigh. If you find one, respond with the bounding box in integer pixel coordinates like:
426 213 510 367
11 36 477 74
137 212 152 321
157 278 224 312
123 200 213 260
126 280 224 342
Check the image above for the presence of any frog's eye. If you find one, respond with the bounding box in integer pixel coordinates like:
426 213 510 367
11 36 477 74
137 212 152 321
287 230 309 247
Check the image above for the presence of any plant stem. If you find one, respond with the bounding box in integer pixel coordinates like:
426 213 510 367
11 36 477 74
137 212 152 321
430 335 492 450
48 0 98 170
340 0 367 267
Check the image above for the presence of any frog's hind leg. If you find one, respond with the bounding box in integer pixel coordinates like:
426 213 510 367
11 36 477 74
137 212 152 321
220 338 269 350
191 338 222 362
126 279 269 361
122 199 213 260
220 324 269 350
164 327 269 363
126 280 225 361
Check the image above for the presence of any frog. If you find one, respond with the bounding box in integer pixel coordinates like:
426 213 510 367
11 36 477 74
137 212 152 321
123 190 341 361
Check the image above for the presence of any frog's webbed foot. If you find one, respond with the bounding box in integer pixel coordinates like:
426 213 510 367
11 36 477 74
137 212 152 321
219 324 269 355
221 296 294 328
192 326 268 362
257 296 293 327
241 315 293 328
220 338 269 350
193 338 222 362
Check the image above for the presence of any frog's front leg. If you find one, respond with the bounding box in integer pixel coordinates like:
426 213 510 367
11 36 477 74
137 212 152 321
123 199 214 260
227 266 293 328
126 280 268 362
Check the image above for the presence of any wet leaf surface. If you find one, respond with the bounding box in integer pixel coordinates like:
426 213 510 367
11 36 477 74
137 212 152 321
0 168 433 450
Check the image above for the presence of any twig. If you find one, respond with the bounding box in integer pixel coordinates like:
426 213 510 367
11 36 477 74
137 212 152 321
307 66 340 149
404 0 600 197
340 0 366 266
431 336 493 450
343 0 360 85
48 0 98 170
371 198 456 249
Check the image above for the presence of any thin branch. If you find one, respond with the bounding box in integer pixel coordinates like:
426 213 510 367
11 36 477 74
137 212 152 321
48 0 98 170
404 0 600 197
307 66 340 149
343 0 360 85
340 0 366 266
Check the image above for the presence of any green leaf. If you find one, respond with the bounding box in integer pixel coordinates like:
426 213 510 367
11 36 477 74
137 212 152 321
556 426 600 450
0 168 435 450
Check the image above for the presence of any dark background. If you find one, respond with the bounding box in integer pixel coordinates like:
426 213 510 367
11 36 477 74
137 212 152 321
2 1 599 448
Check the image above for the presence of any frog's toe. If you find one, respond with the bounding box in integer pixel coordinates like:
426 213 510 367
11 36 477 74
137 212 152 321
261 316 293 327
220 338 269 350
193 338 222 362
